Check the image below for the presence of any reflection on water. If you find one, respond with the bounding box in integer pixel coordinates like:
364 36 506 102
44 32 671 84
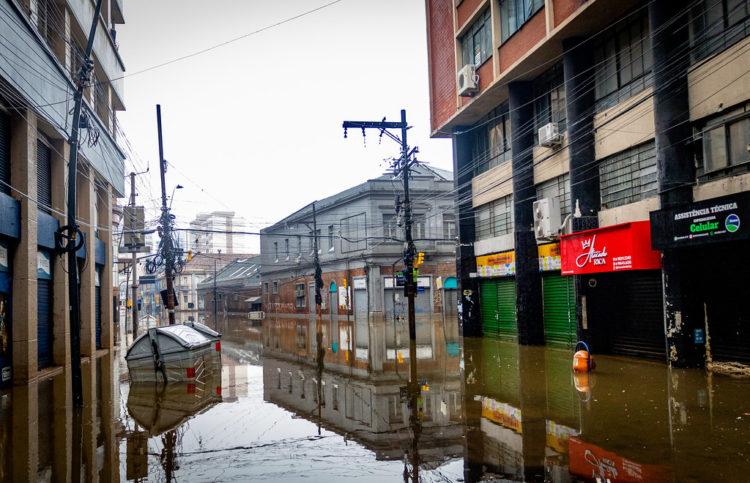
0 313 749 481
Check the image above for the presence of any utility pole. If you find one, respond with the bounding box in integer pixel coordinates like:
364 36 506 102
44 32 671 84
156 105 176 325
128 169 148 337
213 257 217 325
343 109 419 395
312 202 325 434
59 0 104 408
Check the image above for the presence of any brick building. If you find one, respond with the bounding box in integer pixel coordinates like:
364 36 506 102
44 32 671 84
197 256 262 317
425 0 750 365
260 165 458 371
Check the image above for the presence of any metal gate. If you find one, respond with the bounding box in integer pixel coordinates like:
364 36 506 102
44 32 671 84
95 283 102 350
609 271 665 360
542 273 576 348
480 278 517 341
37 278 53 368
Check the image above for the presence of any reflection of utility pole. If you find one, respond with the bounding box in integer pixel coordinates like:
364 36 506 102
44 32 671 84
213 257 217 326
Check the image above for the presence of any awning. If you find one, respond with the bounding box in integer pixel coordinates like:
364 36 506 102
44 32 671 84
245 296 261 304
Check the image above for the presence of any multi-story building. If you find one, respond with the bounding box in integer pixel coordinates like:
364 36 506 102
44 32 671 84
260 165 458 372
186 211 248 255
197 255 262 317
425 0 750 366
0 0 126 385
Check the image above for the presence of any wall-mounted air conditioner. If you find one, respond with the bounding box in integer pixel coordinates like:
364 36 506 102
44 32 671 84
538 122 563 147
457 64 478 97
533 197 562 241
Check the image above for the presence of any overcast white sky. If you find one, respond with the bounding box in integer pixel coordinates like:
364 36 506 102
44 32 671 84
117 0 453 253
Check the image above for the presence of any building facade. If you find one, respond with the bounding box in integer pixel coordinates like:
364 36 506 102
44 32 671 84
425 0 750 366
0 0 126 385
197 256 263 317
185 211 248 255
260 165 458 372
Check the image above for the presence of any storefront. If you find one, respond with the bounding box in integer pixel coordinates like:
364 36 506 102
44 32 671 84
476 251 517 341
538 243 576 349
0 239 11 387
651 192 750 364
561 221 664 360
37 249 53 369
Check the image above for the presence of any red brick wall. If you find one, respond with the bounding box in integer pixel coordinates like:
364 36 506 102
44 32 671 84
456 0 484 28
554 0 586 28
499 9 546 72
460 59 494 108
427 0 457 133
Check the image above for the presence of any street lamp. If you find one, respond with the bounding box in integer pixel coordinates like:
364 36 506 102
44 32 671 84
168 184 183 210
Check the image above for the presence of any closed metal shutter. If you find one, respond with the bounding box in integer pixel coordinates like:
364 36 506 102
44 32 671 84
480 279 499 338
0 112 9 195
37 279 53 368
543 273 576 348
496 278 517 341
36 140 51 211
610 271 665 360
95 285 102 350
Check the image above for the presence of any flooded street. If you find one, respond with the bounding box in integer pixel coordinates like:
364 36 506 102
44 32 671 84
0 314 749 482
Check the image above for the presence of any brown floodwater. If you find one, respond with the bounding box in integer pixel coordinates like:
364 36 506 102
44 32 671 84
0 314 748 482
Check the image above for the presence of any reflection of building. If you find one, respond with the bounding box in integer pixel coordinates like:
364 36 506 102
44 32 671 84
0 0 126 383
186 211 247 255
260 165 457 371
425 0 750 365
261 314 463 463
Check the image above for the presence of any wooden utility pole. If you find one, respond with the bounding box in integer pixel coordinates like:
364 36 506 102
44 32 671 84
62 0 104 408
156 105 176 325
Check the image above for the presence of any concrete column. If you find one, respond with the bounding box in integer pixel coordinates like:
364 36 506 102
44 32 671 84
452 131 481 337
11 381 38 481
81 359 97 482
509 82 544 346
563 37 599 346
100 351 118 482
51 138 70 366
649 1 701 367
78 169 96 356
10 111 38 382
99 186 114 349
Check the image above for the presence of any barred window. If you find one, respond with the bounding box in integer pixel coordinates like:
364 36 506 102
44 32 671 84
473 103 512 176
599 141 657 209
691 0 750 63
594 11 653 112
461 8 492 67
536 174 571 219
382 213 399 241
295 283 306 308
475 195 514 240
533 62 566 143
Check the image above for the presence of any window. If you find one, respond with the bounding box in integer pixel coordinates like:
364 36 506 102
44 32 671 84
284 238 290 259
533 63 566 143
273 241 279 262
536 174 571 219
383 213 399 241
691 0 750 63
443 213 457 240
332 384 339 411
263 281 269 294
599 141 657 209
460 8 492 67
36 139 52 213
296 324 307 350
295 283 306 308
413 215 426 240
500 0 544 42
475 195 514 240
472 103 512 176
700 115 750 175
272 281 278 294
183 295 188 304
341 213 367 252
328 225 335 252
308 230 320 253
233 293 238 301
594 12 652 112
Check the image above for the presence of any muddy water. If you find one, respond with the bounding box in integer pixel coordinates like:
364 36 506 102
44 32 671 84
0 314 748 481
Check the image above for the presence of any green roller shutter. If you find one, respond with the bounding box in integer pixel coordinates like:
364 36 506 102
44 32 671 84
480 279 499 338
542 273 576 348
496 278 517 341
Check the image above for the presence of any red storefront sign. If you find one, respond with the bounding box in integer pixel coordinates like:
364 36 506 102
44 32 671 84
560 221 661 275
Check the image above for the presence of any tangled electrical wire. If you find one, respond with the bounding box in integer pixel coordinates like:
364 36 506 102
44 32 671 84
145 212 185 277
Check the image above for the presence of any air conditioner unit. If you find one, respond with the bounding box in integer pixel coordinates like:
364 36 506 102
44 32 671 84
294 288 305 298
457 64 478 97
538 122 563 147
248 311 265 321
533 197 562 241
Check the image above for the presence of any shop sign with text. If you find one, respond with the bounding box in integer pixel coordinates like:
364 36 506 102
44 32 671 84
650 192 750 249
538 243 561 271
560 221 661 275
569 437 671 482
476 251 515 277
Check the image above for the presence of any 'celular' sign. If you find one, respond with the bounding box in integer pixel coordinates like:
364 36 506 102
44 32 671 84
560 221 662 275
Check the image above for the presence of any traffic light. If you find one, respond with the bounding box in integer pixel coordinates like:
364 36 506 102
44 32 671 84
415 252 424 266
187 250 193 261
